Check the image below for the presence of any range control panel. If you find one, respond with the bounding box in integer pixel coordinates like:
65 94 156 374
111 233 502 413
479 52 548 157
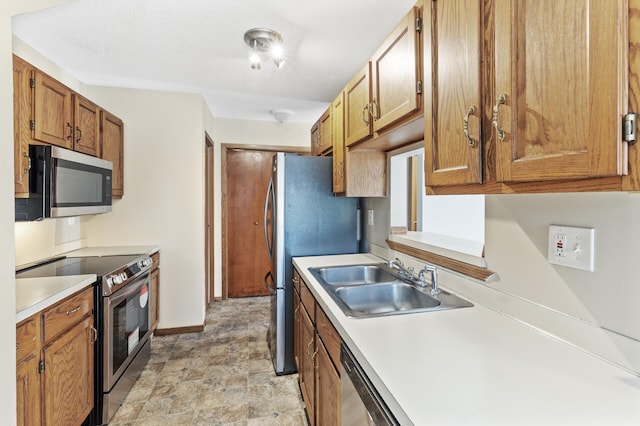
547 225 595 271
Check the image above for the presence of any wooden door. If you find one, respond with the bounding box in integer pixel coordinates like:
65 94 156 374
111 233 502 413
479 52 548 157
371 4 421 132
332 92 345 193
13 55 31 197
495 0 627 182
344 62 373 147
319 107 333 154
42 316 94 426
293 286 301 371
424 0 483 186
315 339 340 426
311 121 320 156
100 110 124 198
32 69 73 149
227 149 274 297
300 307 316 425
16 355 40 426
73 95 100 156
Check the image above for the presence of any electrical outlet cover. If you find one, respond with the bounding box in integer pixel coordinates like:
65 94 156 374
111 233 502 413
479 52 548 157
547 225 595 271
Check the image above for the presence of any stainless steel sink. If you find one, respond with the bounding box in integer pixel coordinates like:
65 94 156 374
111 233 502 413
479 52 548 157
334 282 441 316
309 263 473 318
310 264 397 286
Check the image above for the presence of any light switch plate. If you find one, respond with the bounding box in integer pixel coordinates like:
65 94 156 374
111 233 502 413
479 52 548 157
547 225 595 271
367 210 374 226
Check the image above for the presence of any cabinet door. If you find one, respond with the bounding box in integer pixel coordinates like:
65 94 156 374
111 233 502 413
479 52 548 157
42 316 94 426
332 92 346 193
73 95 100 156
293 287 301 371
344 62 373 147
150 268 160 332
16 355 40 426
371 5 421 133
300 307 316 425
13 55 32 197
315 339 340 426
311 121 321 156
424 0 483 186
101 110 125 198
319 107 333 154
32 69 73 149
494 0 627 182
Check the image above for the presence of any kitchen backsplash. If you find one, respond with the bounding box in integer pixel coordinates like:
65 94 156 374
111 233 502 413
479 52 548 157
365 191 640 375
15 217 86 266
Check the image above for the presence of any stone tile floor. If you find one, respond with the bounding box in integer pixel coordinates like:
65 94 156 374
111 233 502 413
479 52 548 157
110 296 308 426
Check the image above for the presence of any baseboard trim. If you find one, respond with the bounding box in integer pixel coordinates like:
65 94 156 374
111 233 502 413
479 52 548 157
154 324 204 336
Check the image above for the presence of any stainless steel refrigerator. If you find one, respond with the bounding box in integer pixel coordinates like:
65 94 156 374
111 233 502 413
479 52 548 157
263 153 359 375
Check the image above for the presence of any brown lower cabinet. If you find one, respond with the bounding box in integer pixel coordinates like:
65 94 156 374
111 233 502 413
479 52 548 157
16 286 95 426
293 268 341 425
150 251 160 333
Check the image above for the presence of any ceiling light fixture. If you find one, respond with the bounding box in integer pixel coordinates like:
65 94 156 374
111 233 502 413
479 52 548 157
244 28 285 70
271 109 294 123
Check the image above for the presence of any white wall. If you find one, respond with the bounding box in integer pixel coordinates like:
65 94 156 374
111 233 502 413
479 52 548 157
82 86 212 330
2 1 77 422
369 189 640 374
209 117 310 297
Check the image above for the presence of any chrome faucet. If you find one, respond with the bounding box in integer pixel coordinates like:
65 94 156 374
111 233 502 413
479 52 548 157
418 265 439 296
388 258 410 278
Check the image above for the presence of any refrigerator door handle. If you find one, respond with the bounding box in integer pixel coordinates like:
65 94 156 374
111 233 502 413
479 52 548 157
264 178 274 260
263 271 277 295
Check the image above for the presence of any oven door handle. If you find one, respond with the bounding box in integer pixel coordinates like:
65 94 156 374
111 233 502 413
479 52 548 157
107 274 150 308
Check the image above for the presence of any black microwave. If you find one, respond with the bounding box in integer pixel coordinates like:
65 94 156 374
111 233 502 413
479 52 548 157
15 145 113 221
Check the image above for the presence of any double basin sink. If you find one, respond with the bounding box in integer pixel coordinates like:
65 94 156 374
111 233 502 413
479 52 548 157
309 263 473 319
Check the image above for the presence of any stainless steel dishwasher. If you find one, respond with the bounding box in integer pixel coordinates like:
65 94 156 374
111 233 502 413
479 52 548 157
341 344 399 425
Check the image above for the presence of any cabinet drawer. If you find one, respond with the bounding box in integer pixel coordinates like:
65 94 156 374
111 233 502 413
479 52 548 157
16 315 38 363
42 287 93 343
316 307 341 370
300 281 316 323
292 269 300 293
151 252 160 271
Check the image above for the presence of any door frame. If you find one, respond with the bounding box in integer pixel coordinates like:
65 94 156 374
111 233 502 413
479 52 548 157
221 144 309 299
205 133 215 306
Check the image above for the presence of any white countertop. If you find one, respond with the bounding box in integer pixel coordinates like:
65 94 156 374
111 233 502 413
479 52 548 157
293 253 640 425
16 275 96 323
64 245 160 257
16 245 160 323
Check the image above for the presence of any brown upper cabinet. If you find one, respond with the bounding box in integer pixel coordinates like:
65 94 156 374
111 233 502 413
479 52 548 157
319 107 333 155
32 68 74 149
424 0 483 186
332 92 346 193
101 110 125 199
73 94 101 157
344 62 373 147
310 121 321 156
425 0 635 194
494 0 627 183
345 2 423 150
13 54 125 199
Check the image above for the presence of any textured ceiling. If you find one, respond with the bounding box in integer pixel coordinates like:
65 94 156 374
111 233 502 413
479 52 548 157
12 0 416 123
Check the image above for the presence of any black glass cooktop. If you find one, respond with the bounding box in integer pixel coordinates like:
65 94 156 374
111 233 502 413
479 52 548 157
16 255 141 279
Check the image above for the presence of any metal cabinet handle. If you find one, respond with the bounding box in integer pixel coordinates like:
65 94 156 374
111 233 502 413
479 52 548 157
362 104 370 125
463 105 477 147
492 94 507 142
66 122 73 140
91 325 98 342
371 98 380 121
23 152 31 175
66 304 81 315
75 126 82 143
311 348 319 367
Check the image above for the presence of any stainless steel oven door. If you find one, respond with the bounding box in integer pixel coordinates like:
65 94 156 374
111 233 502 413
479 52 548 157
103 273 151 391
